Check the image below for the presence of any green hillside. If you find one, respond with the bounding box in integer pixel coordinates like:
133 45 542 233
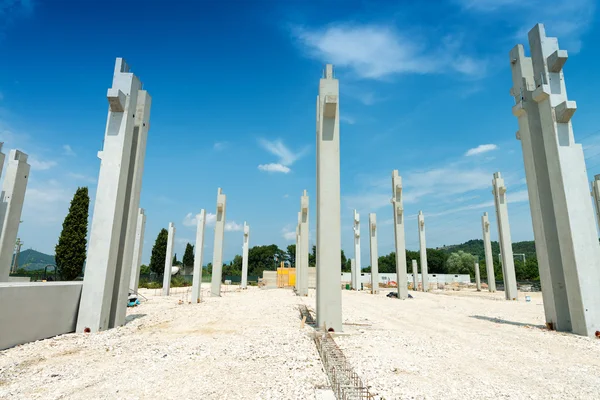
12 249 56 271
439 239 536 260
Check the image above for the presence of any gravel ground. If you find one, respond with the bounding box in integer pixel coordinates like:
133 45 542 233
0 286 329 400
321 288 600 400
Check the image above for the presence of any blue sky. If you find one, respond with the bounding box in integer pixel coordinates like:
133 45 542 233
0 0 599 267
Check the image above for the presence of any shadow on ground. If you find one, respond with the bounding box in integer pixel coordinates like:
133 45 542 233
470 315 546 330
125 314 147 324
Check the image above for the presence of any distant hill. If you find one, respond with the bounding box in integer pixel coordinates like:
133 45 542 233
12 249 56 271
439 239 536 260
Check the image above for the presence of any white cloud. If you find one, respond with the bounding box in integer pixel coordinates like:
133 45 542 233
183 211 241 231
62 144 75 156
340 115 356 125
67 172 96 184
225 221 243 232
465 144 498 156
258 163 291 174
281 226 296 241
293 24 485 79
28 157 57 171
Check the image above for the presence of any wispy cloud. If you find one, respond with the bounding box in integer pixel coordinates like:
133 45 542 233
257 139 308 174
67 172 96 184
62 144 75 156
213 141 228 151
465 144 498 156
183 211 242 231
29 156 57 171
293 23 486 79
340 115 356 125
281 226 296 241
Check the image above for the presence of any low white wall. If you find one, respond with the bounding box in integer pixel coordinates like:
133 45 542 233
341 272 471 285
7 276 31 282
0 282 83 350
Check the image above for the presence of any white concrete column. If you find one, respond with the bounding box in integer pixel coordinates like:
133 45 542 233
129 208 146 295
391 170 409 299
295 212 301 292
241 222 250 289
350 258 356 290
411 259 418 291
77 59 144 333
591 175 600 234
369 213 379 295
481 212 496 293
352 210 361 290
316 64 342 332
418 211 429 292
162 222 175 296
210 188 226 297
298 190 309 296
509 24 600 336
492 172 518 300
110 89 151 328
0 150 30 282
474 262 481 292
191 209 206 303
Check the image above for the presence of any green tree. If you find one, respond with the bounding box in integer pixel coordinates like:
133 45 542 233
205 262 213 275
309 245 316 267
172 253 182 266
446 251 476 275
140 264 150 275
378 251 397 273
287 244 296 268
426 248 448 273
182 243 194 267
149 228 168 274
247 244 286 277
55 187 89 280
341 250 351 272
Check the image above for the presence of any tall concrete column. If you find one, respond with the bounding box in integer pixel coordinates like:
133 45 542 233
492 172 518 300
77 59 148 333
591 175 600 233
191 209 206 303
369 213 379 294
110 89 151 328
0 150 30 282
418 211 429 292
295 214 300 292
391 170 408 299
129 208 146 295
241 222 250 289
411 259 418 291
352 210 361 290
298 190 309 296
481 213 496 293
210 188 227 297
474 262 481 291
162 222 175 296
509 24 600 336
316 64 342 332
350 258 356 289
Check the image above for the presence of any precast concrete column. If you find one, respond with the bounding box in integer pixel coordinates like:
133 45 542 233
369 213 379 295
418 211 429 292
295 217 300 292
481 213 496 292
316 64 342 331
241 222 250 289
210 188 227 297
509 24 600 336
129 208 146 295
111 89 151 328
77 59 146 333
591 175 600 233
475 262 481 291
353 209 361 290
492 172 518 301
411 259 418 291
162 222 175 296
298 190 309 296
0 150 30 282
191 209 206 303
350 259 356 290
391 170 408 299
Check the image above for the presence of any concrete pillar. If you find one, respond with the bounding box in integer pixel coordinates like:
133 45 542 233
295 214 300 292
411 259 418 291
162 222 175 296
129 208 146 295
352 210 361 290
316 64 342 332
298 190 309 296
0 150 30 282
369 213 379 294
241 222 249 289
418 211 429 292
110 89 151 328
481 213 496 293
492 172 518 300
509 24 600 336
391 170 409 299
191 209 206 303
350 259 356 290
474 262 481 291
77 59 148 333
210 188 226 297
591 175 600 233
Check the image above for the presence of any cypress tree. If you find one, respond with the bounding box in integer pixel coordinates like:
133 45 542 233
149 228 168 274
55 187 90 280
182 243 194 267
